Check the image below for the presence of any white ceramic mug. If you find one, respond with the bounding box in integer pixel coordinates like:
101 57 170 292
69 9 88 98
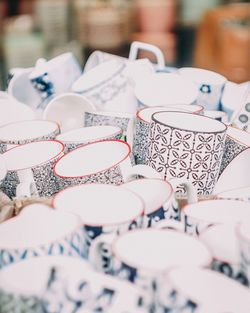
133 105 204 165
54 139 160 190
0 120 60 154
0 204 84 269
121 177 197 227
0 140 64 199
53 183 144 261
146 111 227 195
56 125 123 153
178 67 227 111
43 93 96 132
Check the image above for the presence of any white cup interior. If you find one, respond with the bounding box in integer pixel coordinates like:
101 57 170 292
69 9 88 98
56 125 121 143
179 67 227 85
4 140 63 171
0 204 81 249
153 111 226 133
238 222 250 242
121 178 172 215
113 229 211 272
53 184 144 226
0 120 59 142
184 199 250 224
54 140 130 178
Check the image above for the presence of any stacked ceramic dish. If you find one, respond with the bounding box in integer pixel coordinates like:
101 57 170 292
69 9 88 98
0 41 250 313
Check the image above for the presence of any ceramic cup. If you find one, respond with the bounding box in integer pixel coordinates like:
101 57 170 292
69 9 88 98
0 97 35 127
54 139 160 190
134 73 198 109
56 125 123 153
219 125 250 176
0 140 64 199
146 111 227 195
133 105 204 165
216 186 250 202
203 110 228 123
236 222 250 287
83 110 135 146
213 148 250 194
89 229 211 310
121 177 197 227
0 154 7 185
156 199 250 237
0 256 144 313
72 59 154 114
0 204 85 269
53 184 144 261
230 88 250 131
0 120 60 154
178 67 227 111
200 224 248 286
158 267 250 313
43 93 96 132
29 53 82 100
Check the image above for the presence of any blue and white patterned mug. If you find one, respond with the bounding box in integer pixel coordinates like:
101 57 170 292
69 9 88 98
0 204 85 269
53 183 145 262
0 140 64 199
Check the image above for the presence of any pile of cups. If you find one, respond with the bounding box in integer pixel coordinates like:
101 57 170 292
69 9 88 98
0 41 250 313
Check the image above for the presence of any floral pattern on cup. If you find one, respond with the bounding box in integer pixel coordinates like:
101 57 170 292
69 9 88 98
146 117 226 195
30 72 55 100
0 227 85 269
0 291 41 313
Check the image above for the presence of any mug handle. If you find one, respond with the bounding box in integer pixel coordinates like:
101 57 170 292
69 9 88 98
169 178 198 204
16 169 38 198
88 233 116 273
123 164 163 182
129 41 165 70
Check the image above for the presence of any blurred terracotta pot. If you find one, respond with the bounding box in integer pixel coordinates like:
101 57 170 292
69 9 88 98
131 32 177 65
134 0 177 32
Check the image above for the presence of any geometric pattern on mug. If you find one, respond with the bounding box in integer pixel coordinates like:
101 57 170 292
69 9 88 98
133 119 150 165
219 136 246 177
0 226 85 269
212 260 249 287
233 101 250 132
57 165 124 192
146 121 226 195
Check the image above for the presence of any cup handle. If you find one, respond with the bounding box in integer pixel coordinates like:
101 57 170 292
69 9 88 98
129 41 165 70
155 218 185 232
169 178 198 205
88 233 116 273
124 164 163 182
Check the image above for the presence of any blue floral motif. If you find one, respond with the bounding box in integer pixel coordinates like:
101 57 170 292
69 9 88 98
30 73 54 100
200 84 211 94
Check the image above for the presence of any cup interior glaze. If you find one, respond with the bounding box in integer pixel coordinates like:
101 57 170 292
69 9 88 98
179 68 227 86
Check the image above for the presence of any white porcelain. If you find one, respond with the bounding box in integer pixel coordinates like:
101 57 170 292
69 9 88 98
219 125 250 176
7 67 42 109
0 140 64 198
53 183 144 259
54 139 161 190
121 178 197 227
56 125 123 153
0 204 84 269
0 256 143 313
213 148 250 194
72 59 153 114
0 154 7 183
231 89 250 131
29 53 82 100
200 224 247 285
133 105 203 164
43 93 96 132
179 67 227 111
216 186 250 201
0 98 35 127
236 222 250 287
203 110 228 123
159 267 250 312
223 81 250 122
146 111 227 195
0 120 60 153
134 73 198 108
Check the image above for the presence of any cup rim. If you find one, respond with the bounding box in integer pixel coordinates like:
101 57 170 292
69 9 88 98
52 183 145 227
3 140 64 172
226 125 250 148
53 139 131 179
85 110 134 120
0 119 60 143
152 110 227 134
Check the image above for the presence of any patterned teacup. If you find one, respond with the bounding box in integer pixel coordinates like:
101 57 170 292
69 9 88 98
0 204 84 269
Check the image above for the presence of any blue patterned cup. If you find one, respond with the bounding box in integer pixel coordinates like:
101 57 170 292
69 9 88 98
0 140 64 199
53 183 145 264
0 204 85 269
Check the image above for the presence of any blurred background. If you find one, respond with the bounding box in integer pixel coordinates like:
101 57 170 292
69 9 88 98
0 0 249 89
